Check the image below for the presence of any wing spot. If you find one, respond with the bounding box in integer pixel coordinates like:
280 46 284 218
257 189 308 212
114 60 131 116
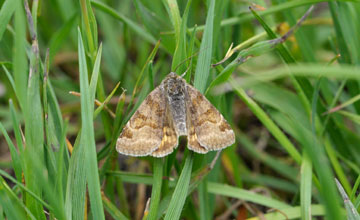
219 120 231 132
131 113 159 129
120 127 133 138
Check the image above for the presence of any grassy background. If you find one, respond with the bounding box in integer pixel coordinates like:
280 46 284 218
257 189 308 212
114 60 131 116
0 0 360 219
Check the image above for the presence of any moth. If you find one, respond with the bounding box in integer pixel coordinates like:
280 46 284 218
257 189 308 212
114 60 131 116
116 72 235 157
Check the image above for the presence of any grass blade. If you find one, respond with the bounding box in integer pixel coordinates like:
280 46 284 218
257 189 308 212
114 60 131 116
164 153 194 220
207 182 290 210
0 0 16 41
77 28 105 220
335 178 360 220
147 158 164 220
193 0 215 93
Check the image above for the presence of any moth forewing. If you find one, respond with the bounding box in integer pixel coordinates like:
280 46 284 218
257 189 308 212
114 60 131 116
116 86 166 156
186 84 235 151
151 104 179 157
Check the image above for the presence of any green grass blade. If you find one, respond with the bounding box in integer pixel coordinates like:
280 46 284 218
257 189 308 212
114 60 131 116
13 0 28 110
335 178 360 220
0 177 29 220
164 152 194 220
48 14 78 63
193 0 215 93
65 132 86 220
0 123 22 182
0 0 16 41
9 100 24 154
1 65 15 92
89 43 103 103
23 1 46 218
80 0 98 54
91 0 157 45
351 174 360 201
300 153 312 220
102 194 128 220
207 182 290 209
147 158 164 220
0 169 51 211
230 80 302 164
78 28 105 220
246 204 326 220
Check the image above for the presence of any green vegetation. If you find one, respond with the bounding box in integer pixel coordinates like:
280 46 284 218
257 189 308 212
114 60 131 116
0 0 360 219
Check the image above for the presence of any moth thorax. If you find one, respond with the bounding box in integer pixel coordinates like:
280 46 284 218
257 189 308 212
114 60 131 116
168 93 187 136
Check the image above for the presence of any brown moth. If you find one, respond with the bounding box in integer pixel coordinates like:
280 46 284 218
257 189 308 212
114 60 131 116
116 72 235 157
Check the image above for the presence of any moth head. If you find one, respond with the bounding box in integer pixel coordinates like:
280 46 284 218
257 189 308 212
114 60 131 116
164 72 186 96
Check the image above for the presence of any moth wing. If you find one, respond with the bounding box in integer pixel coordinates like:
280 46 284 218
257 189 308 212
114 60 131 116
186 84 235 151
116 86 165 156
151 106 179 157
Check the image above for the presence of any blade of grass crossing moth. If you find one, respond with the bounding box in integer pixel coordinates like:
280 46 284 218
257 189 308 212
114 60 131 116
300 153 312 220
78 28 105 220
165 0 215 218
146 158 164 220
195 1 215 219
0 123 22 182
0 0 16 41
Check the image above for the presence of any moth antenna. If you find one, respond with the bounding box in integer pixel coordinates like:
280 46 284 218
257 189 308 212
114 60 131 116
180 65 191 78
173 46 210 74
